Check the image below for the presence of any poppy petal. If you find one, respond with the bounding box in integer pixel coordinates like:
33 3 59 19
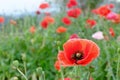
77 40 100 65
63 39 82 63
58 51 74 66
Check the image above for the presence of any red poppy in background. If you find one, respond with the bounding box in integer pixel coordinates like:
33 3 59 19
70 34 79 39
30 26 36 33
62 17 71 26
56 26 67 33
67 8 82 18
54 61 60 71
86 19 97 28
44 16 55 24
39 3 49 9
0 16 5 24
55 39 100 69
91 9 100 15
40 20 49 29
106 12 118 20
109 27 115 37
108 4 114 8
112 14 120 24
67 0 78 8
40 16 55 29
96 5 111 17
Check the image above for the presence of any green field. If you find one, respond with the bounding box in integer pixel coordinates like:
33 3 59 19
0 4 120 80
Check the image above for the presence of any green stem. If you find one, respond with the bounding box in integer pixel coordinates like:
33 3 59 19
74 66 80 80
23 61 27 76
116 48 120 80
60 67 64 80
17 68 28 80
87 71 91 80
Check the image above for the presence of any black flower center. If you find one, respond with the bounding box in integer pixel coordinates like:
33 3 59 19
71 51 83 62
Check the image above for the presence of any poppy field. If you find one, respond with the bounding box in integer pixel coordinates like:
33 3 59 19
0 0 120 80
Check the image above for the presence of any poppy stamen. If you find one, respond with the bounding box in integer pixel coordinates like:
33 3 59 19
71 52 83 61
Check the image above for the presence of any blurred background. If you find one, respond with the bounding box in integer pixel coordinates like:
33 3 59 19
0 0 120 16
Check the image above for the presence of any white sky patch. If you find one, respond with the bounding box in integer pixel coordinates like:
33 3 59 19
117 0 120 2
0 0 46 15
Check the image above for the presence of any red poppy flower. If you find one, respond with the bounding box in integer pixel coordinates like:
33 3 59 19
56 39 100 68
40 16 55 29
56 26 67 33
70 34 79 39
67 0 78 8
109 27 115 37
108 4 114 8
86 19 97 28
0 16 5 24
62 17 71 26
54 61 60 71
29 26 36 33
39 3 49 9
40 20 48 29
44 16 55 24
97 5 111 17
112 14 120 24
67 8 82 18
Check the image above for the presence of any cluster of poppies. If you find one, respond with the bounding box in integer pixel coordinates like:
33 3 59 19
33 0 119 41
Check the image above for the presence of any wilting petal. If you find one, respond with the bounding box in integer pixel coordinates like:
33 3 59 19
92 31 104 40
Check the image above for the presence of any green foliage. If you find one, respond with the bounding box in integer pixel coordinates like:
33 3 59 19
0 13 120 80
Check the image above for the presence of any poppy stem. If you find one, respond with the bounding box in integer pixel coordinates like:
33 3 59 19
116 48 120 80
17 68 28 80
87 71 91 80
74 66 81 80
60 67 64 80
